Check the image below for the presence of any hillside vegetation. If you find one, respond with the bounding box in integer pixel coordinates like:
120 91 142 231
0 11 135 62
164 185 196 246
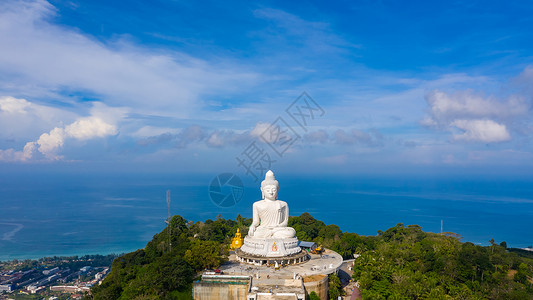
351 224 533 299
90 213 533 299
90 215 234 299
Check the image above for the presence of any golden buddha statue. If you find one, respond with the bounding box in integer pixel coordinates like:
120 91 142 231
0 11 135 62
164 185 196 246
230 228 244 250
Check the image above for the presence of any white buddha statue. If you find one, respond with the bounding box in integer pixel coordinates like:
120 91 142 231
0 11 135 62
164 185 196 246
247 170 296 239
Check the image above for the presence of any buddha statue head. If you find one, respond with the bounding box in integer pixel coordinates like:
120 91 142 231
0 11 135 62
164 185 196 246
260 170 279 200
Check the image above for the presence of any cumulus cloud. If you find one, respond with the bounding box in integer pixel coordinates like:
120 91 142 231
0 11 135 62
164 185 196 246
425 90 528 124
24 115 118 160
65 117 117 140
451 119 511 143
0 146 33 162
0 96 31 114
422 89 531 143
0 100 123 161
0 96 79 141
206 130 250 148
33 127 65 157
249 122 272 140
206 132 225 148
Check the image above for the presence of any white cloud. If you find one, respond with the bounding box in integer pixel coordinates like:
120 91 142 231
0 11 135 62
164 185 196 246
26 115 118 160
65 117 116 140
34 127 65 158
0 96 79 140
422 88 531 143
0 96 127 161
206 132 225 148
250 122 273 142
426 90 528 123
0 148 26 162
0 99 122 161
0 96 31 114
206 130 249 148
0 137 36 162
451 119 511 143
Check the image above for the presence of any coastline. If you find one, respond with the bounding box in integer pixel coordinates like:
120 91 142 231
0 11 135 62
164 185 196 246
0 247 134 262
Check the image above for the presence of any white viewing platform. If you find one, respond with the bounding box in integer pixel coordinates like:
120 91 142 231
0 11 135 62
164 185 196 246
193 249 344 299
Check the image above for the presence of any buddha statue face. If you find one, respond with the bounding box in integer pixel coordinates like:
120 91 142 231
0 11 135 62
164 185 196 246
260 170 279 201
261 184 278 201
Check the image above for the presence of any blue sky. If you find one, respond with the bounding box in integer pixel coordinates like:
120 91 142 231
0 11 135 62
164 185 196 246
1 0 533 177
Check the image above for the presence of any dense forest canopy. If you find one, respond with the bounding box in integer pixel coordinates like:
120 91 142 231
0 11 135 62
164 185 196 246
90 213 533 299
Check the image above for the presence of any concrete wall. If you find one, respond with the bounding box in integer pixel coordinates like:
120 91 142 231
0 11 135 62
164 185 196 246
303 275 328 300
194 277 327 300
193 282 249 300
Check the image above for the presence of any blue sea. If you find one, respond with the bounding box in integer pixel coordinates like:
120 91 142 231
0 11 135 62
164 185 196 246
1 171 532 261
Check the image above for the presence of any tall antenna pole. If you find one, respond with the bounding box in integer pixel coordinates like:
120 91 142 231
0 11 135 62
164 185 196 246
165 190 172 252
440 219 443 234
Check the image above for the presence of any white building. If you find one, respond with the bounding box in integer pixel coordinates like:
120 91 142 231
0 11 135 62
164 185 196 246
0 283 14 292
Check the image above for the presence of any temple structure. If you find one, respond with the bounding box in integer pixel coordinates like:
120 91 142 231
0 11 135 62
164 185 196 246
193 170 345 300
236 170 309 265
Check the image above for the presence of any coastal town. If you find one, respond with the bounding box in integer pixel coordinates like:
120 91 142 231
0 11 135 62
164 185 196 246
0 255 115 299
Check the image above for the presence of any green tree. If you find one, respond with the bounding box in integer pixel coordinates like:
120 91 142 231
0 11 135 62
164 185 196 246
308 291 320 300
328 273 343 299
332 232 363 259
184 240 225 270
514 263 529 284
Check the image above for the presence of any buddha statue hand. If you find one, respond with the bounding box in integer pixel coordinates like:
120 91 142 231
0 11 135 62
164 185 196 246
248 226 255 237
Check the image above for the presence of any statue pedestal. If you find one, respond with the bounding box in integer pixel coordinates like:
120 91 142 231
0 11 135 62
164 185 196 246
239 236 301 257
236 236 309 266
